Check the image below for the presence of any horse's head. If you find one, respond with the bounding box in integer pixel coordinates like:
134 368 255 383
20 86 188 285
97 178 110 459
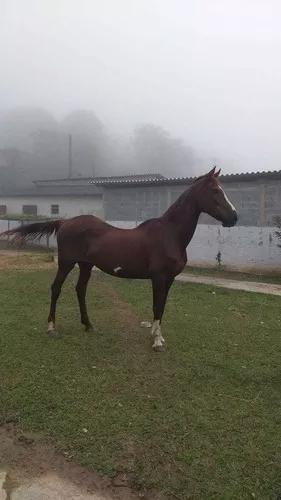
194 167 238 227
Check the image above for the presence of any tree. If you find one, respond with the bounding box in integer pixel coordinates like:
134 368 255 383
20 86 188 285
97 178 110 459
31 128 69 179
0 148 33 193
0 107 64 181
132 124 194 176
61 110 109 176
0 107 57 152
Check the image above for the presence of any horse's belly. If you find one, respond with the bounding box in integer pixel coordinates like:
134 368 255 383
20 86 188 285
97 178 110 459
87 238 150 278
92 250 149 277
97 266 151 279
95 261 150 279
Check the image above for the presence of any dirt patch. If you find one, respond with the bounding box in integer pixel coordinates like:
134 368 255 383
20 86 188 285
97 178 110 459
0 425 163 500
98 278 140 333
0 250 55 271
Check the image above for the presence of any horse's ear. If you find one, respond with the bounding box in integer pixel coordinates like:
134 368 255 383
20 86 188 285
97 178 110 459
214 168 221 178
207 166 216 177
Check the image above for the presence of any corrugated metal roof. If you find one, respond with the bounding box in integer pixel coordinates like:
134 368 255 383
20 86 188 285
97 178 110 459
33 170 281 189
34 177 94 185
89 170 281 187
35 173 165 185
2 191 102 197
5 170 281 198
89 174 166 185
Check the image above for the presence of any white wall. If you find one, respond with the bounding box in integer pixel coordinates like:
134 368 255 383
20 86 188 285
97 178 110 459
187 225 281 272
0 195 103 219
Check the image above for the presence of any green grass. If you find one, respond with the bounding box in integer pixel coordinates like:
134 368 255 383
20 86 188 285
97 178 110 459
1 269 281 499
185 265 281 285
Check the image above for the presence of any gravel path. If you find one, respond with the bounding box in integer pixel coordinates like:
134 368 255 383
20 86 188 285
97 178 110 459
176 273 281 296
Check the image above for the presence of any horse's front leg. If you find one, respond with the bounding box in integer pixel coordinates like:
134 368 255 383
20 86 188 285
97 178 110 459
151 274 174 352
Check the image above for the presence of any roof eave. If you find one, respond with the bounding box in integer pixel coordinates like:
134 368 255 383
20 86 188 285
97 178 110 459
89 170 281 187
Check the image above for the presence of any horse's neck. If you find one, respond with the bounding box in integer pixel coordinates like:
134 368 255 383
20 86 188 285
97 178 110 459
162 191 200 249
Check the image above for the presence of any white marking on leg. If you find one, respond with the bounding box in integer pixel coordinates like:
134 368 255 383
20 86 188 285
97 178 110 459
47 321 55 332
151 320 165 348
151 319 160 335
114 266 122 273
140 321 152 328
219 186 236 212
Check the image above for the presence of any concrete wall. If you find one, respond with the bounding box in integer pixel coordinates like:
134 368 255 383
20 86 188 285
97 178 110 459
103 185 169 222
0 195 104 219
187 225 281 272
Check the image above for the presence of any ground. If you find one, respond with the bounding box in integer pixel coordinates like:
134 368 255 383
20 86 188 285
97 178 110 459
177 273 281 296
0 250 281 499
0 425 145 500
0 242 53 271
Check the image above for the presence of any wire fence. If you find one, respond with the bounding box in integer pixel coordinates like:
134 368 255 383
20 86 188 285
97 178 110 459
0 218 57 249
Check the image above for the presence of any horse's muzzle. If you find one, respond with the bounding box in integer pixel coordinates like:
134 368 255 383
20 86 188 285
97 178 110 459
222 211 238 227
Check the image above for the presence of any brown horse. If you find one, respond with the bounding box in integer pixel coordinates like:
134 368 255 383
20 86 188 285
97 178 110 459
1 167 237 351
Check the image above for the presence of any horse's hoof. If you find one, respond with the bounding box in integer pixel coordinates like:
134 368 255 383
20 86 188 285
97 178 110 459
85 324 95 332
47 328 59 337
152 343 165 352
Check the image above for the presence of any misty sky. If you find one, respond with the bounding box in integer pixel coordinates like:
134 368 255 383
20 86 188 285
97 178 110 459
1 0 281 174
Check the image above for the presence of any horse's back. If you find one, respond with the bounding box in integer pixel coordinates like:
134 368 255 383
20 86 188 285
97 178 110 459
56 215 114 260
57 214 116 238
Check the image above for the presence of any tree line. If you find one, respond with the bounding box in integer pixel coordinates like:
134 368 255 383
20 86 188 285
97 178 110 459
0 107 195 192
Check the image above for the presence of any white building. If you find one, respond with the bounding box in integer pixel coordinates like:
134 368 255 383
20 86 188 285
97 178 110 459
0 177 104 219
0 174 164 219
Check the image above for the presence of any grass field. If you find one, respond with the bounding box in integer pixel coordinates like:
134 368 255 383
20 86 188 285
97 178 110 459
0 268 281 499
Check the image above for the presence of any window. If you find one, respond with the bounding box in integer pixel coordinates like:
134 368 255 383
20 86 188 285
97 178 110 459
0 205 7 215
22 205 37 216
51 204 59 215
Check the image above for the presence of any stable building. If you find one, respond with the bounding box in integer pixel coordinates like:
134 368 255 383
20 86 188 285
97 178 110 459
0 177 103 219
92 170 281 227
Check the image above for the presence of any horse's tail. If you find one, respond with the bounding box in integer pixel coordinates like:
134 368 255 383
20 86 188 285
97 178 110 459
0 219 65 243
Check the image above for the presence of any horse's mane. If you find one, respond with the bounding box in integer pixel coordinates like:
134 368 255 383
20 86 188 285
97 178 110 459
163 173 209 218
137 218 157 228
191 172 210 184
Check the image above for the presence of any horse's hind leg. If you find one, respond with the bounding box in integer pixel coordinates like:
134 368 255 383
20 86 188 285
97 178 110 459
76 262 94 331
47 260 75 334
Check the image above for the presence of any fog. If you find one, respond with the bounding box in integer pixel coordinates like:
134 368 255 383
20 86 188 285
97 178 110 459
1 0 281 186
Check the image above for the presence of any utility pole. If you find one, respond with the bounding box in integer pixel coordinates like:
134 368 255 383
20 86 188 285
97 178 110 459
68 134 73 178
